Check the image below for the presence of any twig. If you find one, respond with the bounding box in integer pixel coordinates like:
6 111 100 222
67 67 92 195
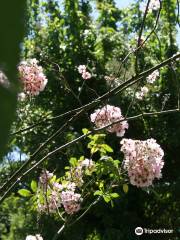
135 0 151 73
117 0 162 76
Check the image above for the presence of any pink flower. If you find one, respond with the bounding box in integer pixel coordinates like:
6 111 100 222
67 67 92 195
78 65 86 74
18 58 48 96
78 65 91 80
18 92 26 101
135 86 149 100
82 71 91 80
66 182 76 191
147 70 159 84
38 171 62 213
53 182 63 191
61 191 82 215
90 105 128 137
120 138 164 187
81 158 94 168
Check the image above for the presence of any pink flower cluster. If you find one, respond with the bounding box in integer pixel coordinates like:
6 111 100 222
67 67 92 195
78 65 91 80
90 105 128 137
120 138 164 187
18 58 48 96
38 171 61 213
38 170 82 215
61 191 81 215
147 70 159 84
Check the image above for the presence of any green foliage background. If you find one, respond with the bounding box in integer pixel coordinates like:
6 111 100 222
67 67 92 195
0 0 180 239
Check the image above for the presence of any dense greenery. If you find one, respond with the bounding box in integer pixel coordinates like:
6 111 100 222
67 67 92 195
0 0 179 239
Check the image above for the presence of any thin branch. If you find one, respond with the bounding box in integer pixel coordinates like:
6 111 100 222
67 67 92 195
135 0 151 73
11 111 74 136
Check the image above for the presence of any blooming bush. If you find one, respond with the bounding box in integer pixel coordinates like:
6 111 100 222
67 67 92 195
1 0 179 239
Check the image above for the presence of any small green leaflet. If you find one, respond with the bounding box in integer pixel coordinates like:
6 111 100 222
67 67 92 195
18 189 32 197
31 180 37 193
123 184 129 193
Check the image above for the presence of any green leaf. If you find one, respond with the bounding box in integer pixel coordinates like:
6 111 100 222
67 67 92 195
82 128 89 135
50 175 56 183
99 181 104 190
113 160 120 168
18 189 32 197
103 195 111 203
79 156 85 161
123 184 129 193
30 180 37 193
69 157 77 167
91 146 99 154
94 190 103 196
110 193 119 198
102 144 113 153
